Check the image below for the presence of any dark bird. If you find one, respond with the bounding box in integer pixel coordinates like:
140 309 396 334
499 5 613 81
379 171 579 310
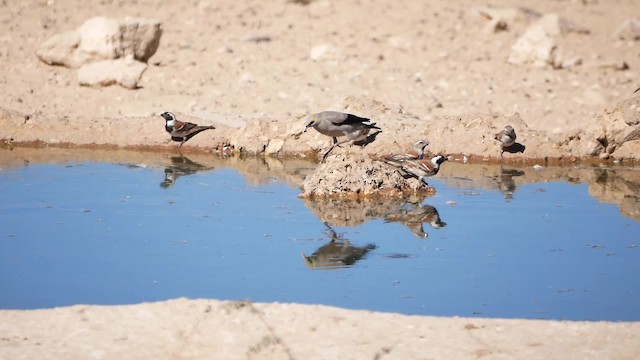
160 112 215 148
302 223 376 269
304 111 381 161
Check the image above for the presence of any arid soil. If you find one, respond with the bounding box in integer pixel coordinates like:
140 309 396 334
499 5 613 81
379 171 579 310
1 0 640 358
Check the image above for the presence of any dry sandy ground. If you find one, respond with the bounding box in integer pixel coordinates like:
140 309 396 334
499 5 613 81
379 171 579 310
1 298 639 360
2 0 640 358
1 0 640 161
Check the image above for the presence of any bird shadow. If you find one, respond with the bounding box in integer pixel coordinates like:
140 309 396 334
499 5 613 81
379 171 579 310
502 142 526 154
353 130 382 147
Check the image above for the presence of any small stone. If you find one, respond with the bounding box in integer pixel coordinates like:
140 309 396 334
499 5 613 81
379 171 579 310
265 138 285 155
309 44 338 61
614 18 640 40
533 164 544 170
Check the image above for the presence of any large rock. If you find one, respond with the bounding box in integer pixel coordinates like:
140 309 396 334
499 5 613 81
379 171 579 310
36 16 162 68
508 14 562 67
77 57 148 89
300 154 436 199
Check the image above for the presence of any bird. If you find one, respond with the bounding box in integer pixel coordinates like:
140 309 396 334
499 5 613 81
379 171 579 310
385 203 446 238
304 111 381 161
301 223 376 269
385 155 448 186
160 112 215 148
494 125 516 157
383 140 430 162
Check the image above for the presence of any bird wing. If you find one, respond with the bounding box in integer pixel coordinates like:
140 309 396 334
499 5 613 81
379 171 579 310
173 121 199 132
331 113 371 126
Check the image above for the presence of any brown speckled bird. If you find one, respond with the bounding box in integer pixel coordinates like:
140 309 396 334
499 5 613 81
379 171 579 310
384 155 448 186
383 140 430 162
161 112 215 148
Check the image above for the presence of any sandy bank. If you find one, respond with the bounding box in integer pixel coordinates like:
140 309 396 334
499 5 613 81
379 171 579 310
1 298 638 360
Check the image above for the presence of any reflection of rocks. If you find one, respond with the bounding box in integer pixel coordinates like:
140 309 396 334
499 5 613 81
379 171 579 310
301 194 430 227
0 147 315 189
439 162 640 222
585 168 640 222
302 223 376 269
384 203 446 238
160 154 212 188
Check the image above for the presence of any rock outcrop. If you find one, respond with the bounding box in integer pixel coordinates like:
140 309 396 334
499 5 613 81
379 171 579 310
300 154 436 199
36 16 161 89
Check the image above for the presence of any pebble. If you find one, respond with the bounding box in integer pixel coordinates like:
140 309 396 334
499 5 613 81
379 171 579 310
533 164 544 170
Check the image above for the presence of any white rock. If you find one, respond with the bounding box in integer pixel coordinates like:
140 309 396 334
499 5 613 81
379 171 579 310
77 57 147 89
508 14 562 68
309 44 338 61
37 16 162 68
387 36 412 49
614 18 640 40
35 31 83 67
265 138 285 155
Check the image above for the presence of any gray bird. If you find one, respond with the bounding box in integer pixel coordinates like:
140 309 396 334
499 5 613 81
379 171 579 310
304 111 381 161
494 125 516 157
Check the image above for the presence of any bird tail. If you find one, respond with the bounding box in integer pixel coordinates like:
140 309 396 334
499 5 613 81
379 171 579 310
366 122 381 130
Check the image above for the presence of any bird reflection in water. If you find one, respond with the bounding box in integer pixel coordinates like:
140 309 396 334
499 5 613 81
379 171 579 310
302 223 377 269
494 166 525 201
384 202 446 238
160 154 211 188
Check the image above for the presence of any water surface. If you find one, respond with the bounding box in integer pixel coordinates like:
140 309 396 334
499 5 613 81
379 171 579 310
1 149 639 321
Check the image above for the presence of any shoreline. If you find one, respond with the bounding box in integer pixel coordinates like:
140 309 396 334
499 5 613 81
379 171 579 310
1 298 638 360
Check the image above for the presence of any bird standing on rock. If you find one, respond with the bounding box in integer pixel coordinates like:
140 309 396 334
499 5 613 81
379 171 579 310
160 112 215 149
304 111 381 161
385 155 448 187
383 140 430 162
494 125 516 158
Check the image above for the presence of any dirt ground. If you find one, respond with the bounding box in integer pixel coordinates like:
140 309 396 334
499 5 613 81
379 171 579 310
1 0 640 358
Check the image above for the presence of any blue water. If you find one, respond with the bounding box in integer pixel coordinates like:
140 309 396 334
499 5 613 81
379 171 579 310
0 160 639 321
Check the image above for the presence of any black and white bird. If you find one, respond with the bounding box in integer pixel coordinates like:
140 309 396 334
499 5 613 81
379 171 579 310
160 112 215 148
385 155 448 186
304 111 381 161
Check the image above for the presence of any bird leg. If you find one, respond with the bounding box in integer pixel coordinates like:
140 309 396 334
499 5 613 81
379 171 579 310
322 138 351 162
